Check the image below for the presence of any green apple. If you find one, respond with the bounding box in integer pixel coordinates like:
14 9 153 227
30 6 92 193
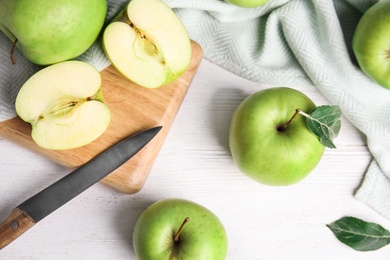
15 61 110 150
225 0 269 8
0 0 107 65
133 198 228 260
352 1 390 90
102 0 192 89
229 87 325 186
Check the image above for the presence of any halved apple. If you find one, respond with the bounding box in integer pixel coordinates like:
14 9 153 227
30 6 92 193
102 0 192 88
15 61 110 150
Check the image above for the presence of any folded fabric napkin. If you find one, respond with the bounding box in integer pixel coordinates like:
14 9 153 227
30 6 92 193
1 0 389 219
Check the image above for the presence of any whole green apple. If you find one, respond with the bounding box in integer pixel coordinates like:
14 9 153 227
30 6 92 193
229 87 325 186
352 1 390 90
133 198 228 260
225 0 269 8
0 0 107 65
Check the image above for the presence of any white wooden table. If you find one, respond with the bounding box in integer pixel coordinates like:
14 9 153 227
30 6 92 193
1 59 390 259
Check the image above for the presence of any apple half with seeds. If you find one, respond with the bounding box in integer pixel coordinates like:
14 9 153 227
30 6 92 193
102 0 192 88
15 60 110 150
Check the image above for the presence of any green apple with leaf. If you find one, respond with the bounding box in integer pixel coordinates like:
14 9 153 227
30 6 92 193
15 61 110 150
102 0 192 88
229 87 341 186
0 0 107 65
133 198 228 260
225 0 269 8
352 1 390 90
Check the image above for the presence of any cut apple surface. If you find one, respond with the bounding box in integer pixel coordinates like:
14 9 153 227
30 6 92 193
103 0 192 88
15 61 110 150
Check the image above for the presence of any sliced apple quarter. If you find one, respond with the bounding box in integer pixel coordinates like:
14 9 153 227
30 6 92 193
102 0 192 88
15 61 110 150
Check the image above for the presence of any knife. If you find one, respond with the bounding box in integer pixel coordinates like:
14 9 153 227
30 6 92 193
0 125 162 249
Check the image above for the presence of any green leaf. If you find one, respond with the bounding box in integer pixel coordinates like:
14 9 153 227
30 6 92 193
327 216 390 252
304 105 342 148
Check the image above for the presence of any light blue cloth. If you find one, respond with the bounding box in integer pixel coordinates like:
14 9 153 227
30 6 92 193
0 0 389 219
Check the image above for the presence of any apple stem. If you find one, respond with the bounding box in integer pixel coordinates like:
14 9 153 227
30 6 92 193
174 217 190 242
10 39 17 65
278 108 301 131
298 110 310 118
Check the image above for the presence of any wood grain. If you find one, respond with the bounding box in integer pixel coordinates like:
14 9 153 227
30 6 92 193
0 41 203 194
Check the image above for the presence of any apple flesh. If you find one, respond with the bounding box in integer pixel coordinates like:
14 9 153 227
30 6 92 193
103 0 192 88
133 198 228 260
0 0 107 65
225 0 269 8
352 1 390 90
229 87 325 186
15 61 110 150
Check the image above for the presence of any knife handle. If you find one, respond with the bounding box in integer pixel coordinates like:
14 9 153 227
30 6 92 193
0 208 35 249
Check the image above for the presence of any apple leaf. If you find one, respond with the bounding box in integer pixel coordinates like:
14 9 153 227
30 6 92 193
327 216 390 252
304 105 342 148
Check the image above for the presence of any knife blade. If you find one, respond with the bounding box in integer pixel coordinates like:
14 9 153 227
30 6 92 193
0 125 162 249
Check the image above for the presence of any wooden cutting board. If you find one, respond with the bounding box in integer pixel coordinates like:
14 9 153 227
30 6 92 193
0 41 203 194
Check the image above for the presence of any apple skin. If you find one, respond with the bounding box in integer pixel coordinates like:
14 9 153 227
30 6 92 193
0 0 107 65
229 87 325 186
133 198 228 260
225 0 269 8
352 1 390 90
